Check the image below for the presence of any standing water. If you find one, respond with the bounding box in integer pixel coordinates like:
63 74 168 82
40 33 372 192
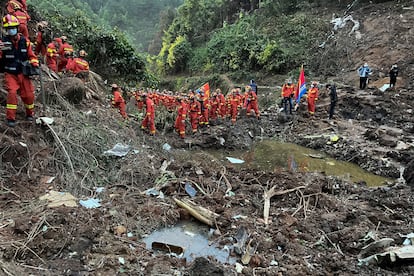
208 140 393 187
143 221 234 264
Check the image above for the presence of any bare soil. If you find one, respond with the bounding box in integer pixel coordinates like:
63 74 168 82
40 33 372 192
1 1 414 275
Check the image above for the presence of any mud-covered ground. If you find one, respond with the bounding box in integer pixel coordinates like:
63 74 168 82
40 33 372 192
1 1 414 276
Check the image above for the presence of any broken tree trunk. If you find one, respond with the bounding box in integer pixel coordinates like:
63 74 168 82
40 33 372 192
174 198 219 226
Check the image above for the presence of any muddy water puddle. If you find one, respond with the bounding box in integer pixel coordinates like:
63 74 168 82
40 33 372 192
143 221 235 264
207 140 394 187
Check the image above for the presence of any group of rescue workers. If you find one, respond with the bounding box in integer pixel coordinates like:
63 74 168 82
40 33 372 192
111 83 261 138
110 77 334 139
0 0 89 127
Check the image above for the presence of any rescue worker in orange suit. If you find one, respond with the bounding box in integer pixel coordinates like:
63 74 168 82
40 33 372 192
0 15 39 127
281 79 295 115
216 88 226 119
46 39 59 72
141 93 156 135
34 21 48 58
10 2 30 38
198 90 210 127
66 50 89 81
228 88 241 125
111 84 128 120
209 92 219 121
307 82 319 115
57 36 73 72
188 95 201 134
244 85 260 119
174 96 188 138
6 0 27 14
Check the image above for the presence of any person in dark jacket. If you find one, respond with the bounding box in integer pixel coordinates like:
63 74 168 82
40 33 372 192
326 83 337 120
249 79 258 95
389 64 399 88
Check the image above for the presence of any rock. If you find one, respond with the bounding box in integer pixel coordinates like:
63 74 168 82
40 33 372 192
189 257 223 276
404 160 414 187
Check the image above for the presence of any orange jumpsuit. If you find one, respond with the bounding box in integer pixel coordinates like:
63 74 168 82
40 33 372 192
217 93 226 118
198 96 210 127
174 100 188 138
112 89 128 119
228 93 241 124
12 9 30 38
46 42 58 72
66 57 89 74
58 42 74 72
1 34 39 122
244 91 260 118
209 95 219 120
307 87 319 115
6 0 27 13
141 97 156 135
35 31 47 56
189 98 201 133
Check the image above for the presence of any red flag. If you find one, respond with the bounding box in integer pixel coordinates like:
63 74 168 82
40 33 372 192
200 82 210 98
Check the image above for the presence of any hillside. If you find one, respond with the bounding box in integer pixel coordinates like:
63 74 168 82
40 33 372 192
1 1 414 275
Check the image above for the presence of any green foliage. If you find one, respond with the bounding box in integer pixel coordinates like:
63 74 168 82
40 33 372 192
31 7 149 84
166 36 191 73
206 18 265 72
166 0 225 46
187 47 210 73
28 0 183 52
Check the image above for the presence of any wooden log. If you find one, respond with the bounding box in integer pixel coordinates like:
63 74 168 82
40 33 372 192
174 198 219 226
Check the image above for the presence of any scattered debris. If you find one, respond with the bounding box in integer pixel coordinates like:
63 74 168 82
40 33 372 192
103 143 131 157
39 190 77 208
184 182 197 197
35 117 54 125
226 157 245 164
233 226 249 255
162 143 172 151
152 241 184 255
79 198 101 209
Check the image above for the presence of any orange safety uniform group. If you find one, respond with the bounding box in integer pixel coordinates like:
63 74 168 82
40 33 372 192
0 14 39 127
111 84 128 120
111 85 261 138
307 82 319 115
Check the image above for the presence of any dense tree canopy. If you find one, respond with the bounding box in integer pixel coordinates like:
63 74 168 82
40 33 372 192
28 0 183 52
26 0 399 82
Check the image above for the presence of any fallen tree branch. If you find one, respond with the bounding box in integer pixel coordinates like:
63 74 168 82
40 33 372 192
263 185 306 224
219 166 232 194
42 120 76 178
174 198 219 226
